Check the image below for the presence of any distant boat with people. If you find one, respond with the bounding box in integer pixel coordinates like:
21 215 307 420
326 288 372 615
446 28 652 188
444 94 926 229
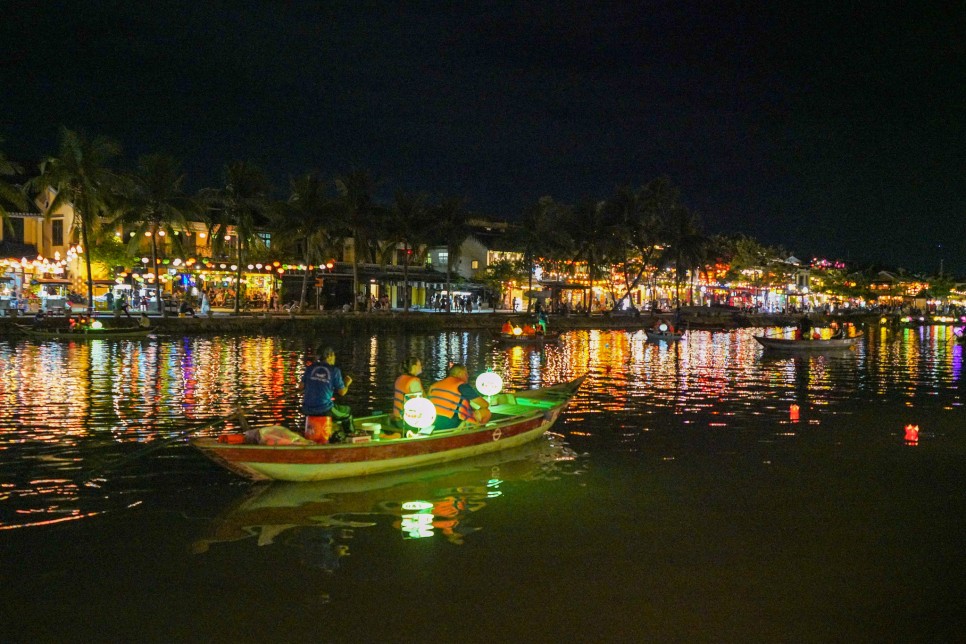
754 333 862 352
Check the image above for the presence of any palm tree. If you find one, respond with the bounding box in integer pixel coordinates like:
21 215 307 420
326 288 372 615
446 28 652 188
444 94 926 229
563 199 620 314
515 196 564 311
333 169 384 311
603 184 666 309
0 137 29 231
28 128 123 312
384 191 432 312
660 205 708 311
433 196 470 312
113 154 196 316
203 162 272 315
271 172 342 310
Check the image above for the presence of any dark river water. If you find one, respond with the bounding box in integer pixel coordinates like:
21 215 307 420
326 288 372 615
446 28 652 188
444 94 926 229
1 325 964 642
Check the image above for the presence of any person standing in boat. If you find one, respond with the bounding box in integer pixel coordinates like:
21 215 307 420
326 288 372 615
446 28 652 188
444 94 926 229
389 357 425 435
799 313 812 339
300 346 353 442
427 364 491 431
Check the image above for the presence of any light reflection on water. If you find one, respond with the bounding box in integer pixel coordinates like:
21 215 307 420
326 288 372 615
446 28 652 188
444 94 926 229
0 326 961 532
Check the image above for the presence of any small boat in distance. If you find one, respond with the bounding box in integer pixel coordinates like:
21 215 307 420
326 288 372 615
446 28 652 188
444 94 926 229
644 329 683 343
192 375 587 482
754 333 862 352
493 330 562 345
14 323 151 340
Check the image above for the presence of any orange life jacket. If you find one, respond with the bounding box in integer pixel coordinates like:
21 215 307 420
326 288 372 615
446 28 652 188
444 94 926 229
428 376 473 422
393 373 422 419
501 322 513 334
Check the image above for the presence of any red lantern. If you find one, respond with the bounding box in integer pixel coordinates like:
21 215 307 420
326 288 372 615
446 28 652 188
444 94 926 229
904 424 919 444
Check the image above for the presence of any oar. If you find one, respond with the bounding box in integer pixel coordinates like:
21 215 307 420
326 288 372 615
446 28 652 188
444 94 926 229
81 411 242 484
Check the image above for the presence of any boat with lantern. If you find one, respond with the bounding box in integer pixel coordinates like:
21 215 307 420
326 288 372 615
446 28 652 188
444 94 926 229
754 333 862 352
192 437 583 553
191 374 586 482
14 322 151 340
644 323 683 342
493 330 562 345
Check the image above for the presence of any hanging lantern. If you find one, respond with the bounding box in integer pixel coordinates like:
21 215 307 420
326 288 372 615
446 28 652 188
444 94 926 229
476 371 503 396
658 322 669 332
404 396 436 429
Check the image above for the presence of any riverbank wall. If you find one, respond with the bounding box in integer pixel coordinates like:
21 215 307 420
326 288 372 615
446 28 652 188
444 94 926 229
0 308 882 337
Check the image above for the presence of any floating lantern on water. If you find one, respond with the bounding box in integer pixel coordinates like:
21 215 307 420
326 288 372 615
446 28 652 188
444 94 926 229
476 371 503 396
403 396 436 429
904 424 920 444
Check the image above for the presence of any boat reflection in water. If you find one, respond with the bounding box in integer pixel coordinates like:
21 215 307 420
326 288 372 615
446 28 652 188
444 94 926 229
192 435 586 571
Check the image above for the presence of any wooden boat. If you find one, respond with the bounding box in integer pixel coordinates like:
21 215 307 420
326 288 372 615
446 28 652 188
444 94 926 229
493 330 561 345
754 333 862 351
191 375 587 482
14 323 151 340
192 438 581 553
644 329 683 342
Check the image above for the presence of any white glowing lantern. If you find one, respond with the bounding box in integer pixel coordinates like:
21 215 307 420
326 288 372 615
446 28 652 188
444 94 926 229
90 320 103 330
476 371 503 396
658 322 669 332
403 396 436 429
512 326 523 336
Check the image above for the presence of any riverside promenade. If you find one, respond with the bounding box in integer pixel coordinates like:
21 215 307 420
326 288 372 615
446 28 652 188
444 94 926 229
0 304 878 336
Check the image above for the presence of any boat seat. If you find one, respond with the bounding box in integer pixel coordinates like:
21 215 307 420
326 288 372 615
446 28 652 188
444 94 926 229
489 403 543 416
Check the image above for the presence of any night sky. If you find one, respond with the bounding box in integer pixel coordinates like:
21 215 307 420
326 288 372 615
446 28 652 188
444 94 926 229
2 1 964 274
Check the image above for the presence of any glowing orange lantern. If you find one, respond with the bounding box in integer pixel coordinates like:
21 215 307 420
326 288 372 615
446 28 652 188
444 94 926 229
904 424 919 443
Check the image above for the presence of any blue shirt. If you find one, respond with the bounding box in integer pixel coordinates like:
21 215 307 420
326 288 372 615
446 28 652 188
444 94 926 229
301 361 346 415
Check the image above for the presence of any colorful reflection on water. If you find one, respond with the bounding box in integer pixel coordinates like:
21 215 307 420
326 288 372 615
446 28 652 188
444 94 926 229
0 326 962 531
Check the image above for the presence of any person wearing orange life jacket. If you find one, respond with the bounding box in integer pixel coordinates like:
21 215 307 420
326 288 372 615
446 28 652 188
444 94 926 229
501 319 514 334
390 357 424 434
427 364 492 430
522 323 536 336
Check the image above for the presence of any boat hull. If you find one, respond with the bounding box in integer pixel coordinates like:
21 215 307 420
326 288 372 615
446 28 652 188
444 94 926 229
15 324 150 340
193 376 585 482
754 334 860 351
493 331 560 345
644 331 683 342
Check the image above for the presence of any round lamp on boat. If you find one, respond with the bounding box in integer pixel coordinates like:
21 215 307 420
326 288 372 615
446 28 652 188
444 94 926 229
90 320 103 330
512 326 522 336
403 396 436 429
658 322 669 332
476 371 503 396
